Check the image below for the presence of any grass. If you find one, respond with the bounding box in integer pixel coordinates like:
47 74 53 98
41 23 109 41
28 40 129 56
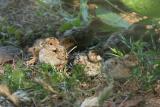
0 22 160 105
0 61 87 100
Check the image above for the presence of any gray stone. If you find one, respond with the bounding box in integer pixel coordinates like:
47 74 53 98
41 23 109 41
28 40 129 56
0 46 21 64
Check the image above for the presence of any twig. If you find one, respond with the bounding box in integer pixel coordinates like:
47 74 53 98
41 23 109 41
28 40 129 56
118 95 128 107
32 98 37 107
33 78 59 94
68 46 77 54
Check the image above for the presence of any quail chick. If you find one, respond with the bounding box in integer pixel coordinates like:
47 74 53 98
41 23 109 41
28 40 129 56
27 37 67 67
39 44 67 69
74 51 102 76
102 54 138 79
38 37 68 69
28 37 59 57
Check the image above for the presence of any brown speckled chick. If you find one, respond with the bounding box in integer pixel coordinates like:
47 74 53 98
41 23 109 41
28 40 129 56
102 54 139 79
27 37 68 69
73 51 102 76
39 38 68 69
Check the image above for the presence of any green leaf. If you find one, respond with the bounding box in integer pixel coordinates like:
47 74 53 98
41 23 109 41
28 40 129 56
80 0 89 23
96 5 130 31
121 0 160 17
96 6 130 29
110 48 124 57
59 18 81 32
7 26 16 34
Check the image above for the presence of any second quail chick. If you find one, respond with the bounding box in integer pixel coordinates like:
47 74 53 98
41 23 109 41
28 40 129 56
102 54 139 79
74 52 102 76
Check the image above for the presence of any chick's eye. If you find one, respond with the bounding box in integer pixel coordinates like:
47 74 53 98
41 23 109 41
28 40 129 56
129 58 134 62
114 61 118 65
111 61 117 65
49 42 53 45
52 49 57 52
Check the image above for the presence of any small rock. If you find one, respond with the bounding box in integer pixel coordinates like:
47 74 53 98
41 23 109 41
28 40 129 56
80 97 99 107
13 90 31 103
0 96 15 107
0 46 21 65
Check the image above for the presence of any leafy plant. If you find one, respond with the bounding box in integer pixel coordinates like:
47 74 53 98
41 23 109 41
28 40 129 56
59 0 131 33
1 62 33 91
109 47 124 57
34 63 85 91
59 17 81 32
